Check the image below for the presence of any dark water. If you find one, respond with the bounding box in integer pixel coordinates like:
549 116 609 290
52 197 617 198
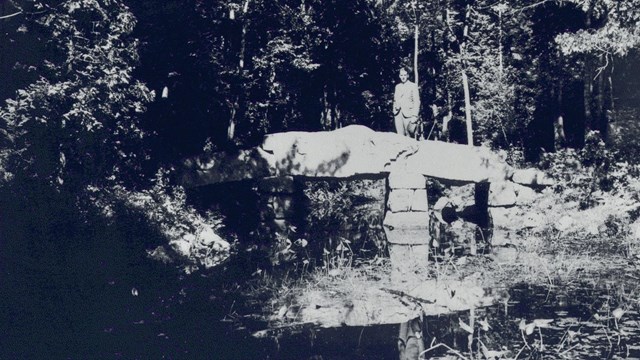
3 185 640 359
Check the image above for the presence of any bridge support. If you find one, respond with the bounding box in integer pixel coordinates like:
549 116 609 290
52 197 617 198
383 170 430 282
256 176 300 264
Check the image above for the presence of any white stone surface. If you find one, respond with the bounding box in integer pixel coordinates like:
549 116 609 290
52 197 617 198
514 183 538 203
512 168 555 186
182 125 521 186
410 189 429 212
387 189 414 212
388 171 426 189
489 181 517 207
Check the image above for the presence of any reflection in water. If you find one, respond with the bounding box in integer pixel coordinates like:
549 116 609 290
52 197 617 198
248 283 640 359
398 317 425 360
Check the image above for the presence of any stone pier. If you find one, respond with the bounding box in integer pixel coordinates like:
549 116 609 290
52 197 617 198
383 170 430 281
255 176 300 264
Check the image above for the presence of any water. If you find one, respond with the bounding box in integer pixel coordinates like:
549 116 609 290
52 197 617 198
4 184 640 359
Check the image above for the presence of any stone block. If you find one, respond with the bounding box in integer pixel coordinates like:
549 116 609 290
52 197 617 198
489 207 515 229
388 171 426 189
259 195 295 219
383 212 430 245
258 219 293 236
512 168 554 186
514 184 537 204
257 176 296 194
489 181 517 207
387 189 414 212
383 211 430 229
410 189 429 212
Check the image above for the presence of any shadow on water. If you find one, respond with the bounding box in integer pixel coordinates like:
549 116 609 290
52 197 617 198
237 283 640 359
5 182 640 359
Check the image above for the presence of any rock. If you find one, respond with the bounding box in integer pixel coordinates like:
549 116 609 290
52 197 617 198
512 168 554 186
630 221 640 239
489 181 517 207
555 215 575 232
387 189 414 212
383 212 430 245
410 189 429 212
514 184 538 204
490 207 515 228
169 239 192 257
181 125 514 187
261 125 419 178
388 171 426 189
408 141 514 183
522 213 545 229
447 184 476 209
198 226 221 246
433 197 451 211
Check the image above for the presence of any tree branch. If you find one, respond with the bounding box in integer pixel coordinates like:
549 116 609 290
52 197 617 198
0 11 23 20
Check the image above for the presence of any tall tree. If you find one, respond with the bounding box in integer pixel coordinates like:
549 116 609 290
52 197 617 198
1 0 154 189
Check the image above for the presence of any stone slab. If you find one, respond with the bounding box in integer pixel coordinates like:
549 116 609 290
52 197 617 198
256 176 296 194
388 171 426 189
384 227 431 245
383 211 430 230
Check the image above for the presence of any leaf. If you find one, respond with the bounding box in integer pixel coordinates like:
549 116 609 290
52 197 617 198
277 305 288 319
479 318 491 331
612 308 625 320
525 323 536 335
518 319 526 331
459 318 473 334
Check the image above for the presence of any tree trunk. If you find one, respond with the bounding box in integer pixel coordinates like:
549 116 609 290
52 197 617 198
596 56 606 138
462 6 473 146
583 57 593 133
462 70 473 146
414 24 419 84
238 0 251 70
227 98 238 141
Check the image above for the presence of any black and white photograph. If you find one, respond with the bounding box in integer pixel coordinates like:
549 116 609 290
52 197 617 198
2 0 640 358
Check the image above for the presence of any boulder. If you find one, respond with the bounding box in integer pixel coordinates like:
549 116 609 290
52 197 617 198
489 181 517 207
514 183 538 204
169 239 192 257
630 220 640 240
512 168 554 186
197 226 226 247
490 207 516 229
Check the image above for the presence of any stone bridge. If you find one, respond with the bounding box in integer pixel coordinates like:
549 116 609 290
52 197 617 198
181 125 551 276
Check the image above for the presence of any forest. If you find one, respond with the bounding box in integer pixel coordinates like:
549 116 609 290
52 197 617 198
1 0 640 358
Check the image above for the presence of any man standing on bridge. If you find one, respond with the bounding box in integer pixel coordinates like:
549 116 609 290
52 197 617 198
393 67 420 138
